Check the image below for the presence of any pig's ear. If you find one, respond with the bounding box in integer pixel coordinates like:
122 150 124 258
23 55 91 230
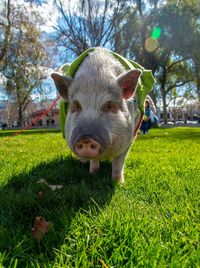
51 72 73 101
117 69 142 99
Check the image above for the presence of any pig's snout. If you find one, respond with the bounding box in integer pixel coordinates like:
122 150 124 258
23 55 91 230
74 137 101 158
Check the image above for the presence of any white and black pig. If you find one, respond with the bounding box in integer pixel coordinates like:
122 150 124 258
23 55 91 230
51 48 147 183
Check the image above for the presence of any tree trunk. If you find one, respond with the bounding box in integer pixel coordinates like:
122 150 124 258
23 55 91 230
18 105 23 127
162 92 168 124
197 77 200 103
149 91 157 109
160 67 168 124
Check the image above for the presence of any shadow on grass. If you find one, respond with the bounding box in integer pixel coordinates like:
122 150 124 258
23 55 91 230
0 128 61 137
0 156 115 267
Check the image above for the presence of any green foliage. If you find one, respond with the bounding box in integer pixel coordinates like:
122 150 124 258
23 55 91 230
113 0 200 122
0 2 47 126
0 128 200 267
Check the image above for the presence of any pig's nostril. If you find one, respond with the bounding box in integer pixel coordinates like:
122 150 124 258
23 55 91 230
91 144 96 150
77 144 83 150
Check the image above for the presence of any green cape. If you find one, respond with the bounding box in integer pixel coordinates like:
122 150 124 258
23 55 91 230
59 48 155 138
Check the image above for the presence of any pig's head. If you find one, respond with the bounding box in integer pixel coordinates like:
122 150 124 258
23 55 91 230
51 69 141 160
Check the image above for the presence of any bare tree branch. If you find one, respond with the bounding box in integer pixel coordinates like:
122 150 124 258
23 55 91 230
166 80 193 93
167 58 188 73
52 0 124 57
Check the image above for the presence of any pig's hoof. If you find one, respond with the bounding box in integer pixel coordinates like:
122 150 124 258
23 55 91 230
89 159 100 174
79 158 87 164
112 173 124 183
89 168 99 174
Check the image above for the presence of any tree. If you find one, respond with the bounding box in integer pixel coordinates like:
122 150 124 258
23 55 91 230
52 0 125 59
193 58 200 101
191 34 200 101
114 0 200 123
155 0 200 123
1 2 47 126
0 0 11 63
113 0 163 72
156 56 194 123
112 0 165 105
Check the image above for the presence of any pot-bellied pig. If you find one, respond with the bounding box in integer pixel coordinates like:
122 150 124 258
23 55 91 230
51 47 154 183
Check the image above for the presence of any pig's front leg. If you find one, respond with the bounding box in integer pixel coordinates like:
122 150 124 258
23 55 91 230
89 159 100 174
112 150 128 183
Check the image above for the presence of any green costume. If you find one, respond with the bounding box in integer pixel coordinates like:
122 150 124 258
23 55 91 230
59 48 155 138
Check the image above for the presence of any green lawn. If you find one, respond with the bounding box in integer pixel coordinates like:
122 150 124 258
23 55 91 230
0 127 200 268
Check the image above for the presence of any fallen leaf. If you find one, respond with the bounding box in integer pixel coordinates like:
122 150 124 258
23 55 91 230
37 179 48 185
48 184 63 191
37 179 63 191
32 216 51 241
37 191 44 199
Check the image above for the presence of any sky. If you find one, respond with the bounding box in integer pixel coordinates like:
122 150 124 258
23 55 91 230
17 0 79 33
10 0 60 32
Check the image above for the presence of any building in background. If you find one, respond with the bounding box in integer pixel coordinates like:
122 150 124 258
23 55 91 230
158 97 200 124
28 108 59 127
0 99 61 128
1 96 199 128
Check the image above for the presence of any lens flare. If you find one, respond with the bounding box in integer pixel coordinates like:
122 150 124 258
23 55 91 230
152 27 161 39
144 37 158 52
144 27 161 52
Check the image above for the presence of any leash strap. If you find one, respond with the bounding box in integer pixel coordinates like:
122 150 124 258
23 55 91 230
133 114 143 140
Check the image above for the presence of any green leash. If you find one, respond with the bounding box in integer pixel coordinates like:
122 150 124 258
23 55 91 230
59 48 155 138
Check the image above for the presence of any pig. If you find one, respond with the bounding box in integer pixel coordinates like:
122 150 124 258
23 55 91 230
51 48 142 183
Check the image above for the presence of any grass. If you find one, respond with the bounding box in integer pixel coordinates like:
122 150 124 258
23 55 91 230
0 127 200 267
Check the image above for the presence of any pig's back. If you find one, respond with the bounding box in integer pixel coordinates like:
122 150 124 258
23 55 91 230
74 47 126 80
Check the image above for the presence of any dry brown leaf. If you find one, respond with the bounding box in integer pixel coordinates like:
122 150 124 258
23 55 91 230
48 184 63 191
37 179 63 191
32 216 51 241
37 191 44 199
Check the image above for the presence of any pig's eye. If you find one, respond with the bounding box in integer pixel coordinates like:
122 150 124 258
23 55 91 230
101 101 119 113
71 100 82 113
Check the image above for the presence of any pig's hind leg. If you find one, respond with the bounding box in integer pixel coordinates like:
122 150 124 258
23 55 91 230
89 159 100 174
112 150 128 183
